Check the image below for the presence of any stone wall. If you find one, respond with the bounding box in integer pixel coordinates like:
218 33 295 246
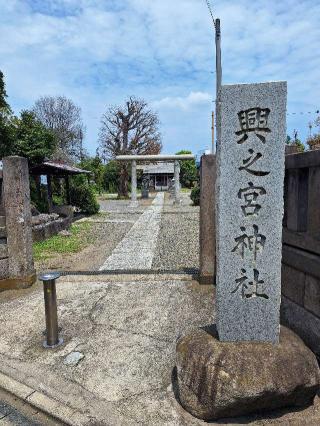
281 150 320 359
32 215 72 242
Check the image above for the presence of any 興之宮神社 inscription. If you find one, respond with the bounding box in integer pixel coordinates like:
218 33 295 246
216 82 287 343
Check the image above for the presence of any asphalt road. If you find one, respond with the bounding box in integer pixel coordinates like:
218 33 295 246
0 388 62 426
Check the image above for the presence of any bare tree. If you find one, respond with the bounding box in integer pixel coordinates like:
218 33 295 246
99 97 162 197
33 95 85 162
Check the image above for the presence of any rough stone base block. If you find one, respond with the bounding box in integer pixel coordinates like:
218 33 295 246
0 273 36 290
0 244 8 260
176 325 320 421
0 258 9 279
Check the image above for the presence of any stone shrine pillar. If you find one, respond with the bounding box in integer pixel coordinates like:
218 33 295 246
199 154 216 285
130 160 138 207
176 82 320 421
2 156 36 288
174 160 180 204
216 82 287 343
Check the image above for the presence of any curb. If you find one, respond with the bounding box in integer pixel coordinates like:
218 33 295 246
0 371 89 426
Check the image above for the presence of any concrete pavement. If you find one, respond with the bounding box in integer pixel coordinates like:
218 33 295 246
0 275 214 425
1 275 320 425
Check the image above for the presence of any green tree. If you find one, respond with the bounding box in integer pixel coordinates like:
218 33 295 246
190 185 200 206
103 160 121 193
286 133 305 152
307 116 320 150
0 70 14 158
70 174 100 214
175 150 197 188
11 110 57 166
79 155 105 193
294 139 305 152
0 71 11 114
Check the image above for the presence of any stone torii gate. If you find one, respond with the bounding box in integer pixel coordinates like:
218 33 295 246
116 154 195 206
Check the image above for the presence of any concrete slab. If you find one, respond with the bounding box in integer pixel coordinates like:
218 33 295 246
1 277 320 425
0 277 213 425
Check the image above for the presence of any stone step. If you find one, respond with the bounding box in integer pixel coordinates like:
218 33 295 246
0 216 5 227
0 243 8 260
0 226 7 238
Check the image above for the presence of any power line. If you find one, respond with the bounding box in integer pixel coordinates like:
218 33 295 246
287 110 319 116
204 0 216 28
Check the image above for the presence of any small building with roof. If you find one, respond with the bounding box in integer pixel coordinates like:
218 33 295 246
30 160 91 213
137 162 174 191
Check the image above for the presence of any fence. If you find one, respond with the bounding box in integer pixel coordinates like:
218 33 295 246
281 150 320 358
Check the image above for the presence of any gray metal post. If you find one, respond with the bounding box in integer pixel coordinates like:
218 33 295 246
39 272 63 348
131 160 137 204
174 160 180 204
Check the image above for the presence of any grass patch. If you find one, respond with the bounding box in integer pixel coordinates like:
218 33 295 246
98 193 118 200
33 222 94 261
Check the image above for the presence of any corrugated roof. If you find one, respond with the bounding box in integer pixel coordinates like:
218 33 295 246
31 161 91 175
137 162 174 174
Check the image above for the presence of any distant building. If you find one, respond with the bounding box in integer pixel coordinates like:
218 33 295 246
137 162 174 191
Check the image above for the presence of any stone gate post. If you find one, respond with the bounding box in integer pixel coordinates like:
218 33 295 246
130 160 138 207
174 160 180 204
2 156 36 289
199 154 216 284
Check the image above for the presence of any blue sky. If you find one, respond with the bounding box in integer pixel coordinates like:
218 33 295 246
0 0 319 156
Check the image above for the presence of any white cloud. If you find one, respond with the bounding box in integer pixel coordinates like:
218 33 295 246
153 91 212 111
0 0 319 154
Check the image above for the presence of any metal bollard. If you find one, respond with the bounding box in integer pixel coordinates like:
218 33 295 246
39 272 64 349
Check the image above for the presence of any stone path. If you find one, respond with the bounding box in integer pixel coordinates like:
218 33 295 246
99 192 164 270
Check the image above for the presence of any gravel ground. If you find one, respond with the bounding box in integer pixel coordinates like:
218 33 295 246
152 193 199 270
35 220 137 273
35 193 199 273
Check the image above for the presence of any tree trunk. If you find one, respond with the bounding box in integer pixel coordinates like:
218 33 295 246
118 163 129 198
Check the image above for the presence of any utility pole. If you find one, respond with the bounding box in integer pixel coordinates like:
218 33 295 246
215 18 222 152
204 2 222 152
215 19 222 96
211 111 215 153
